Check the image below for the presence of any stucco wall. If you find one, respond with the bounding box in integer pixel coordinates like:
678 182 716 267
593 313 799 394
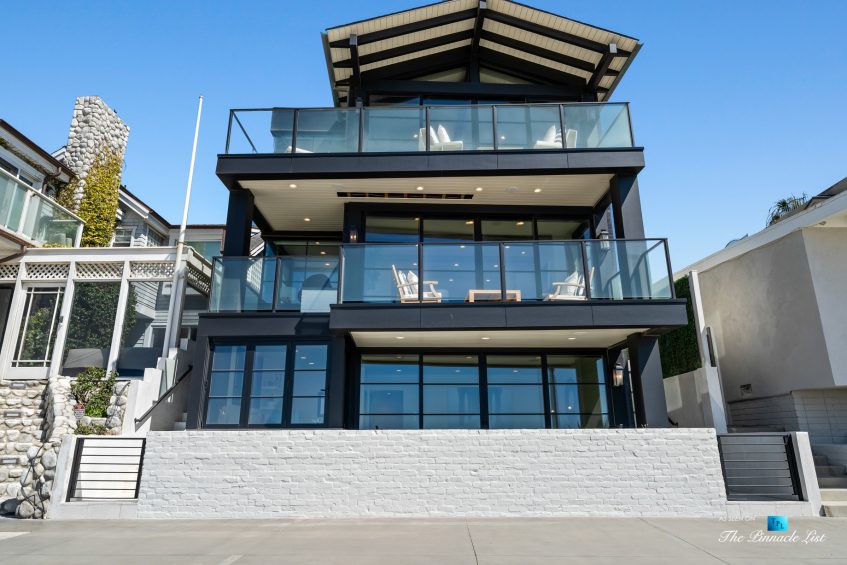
697 230 833 402
802 228 847 387
136 429 727 519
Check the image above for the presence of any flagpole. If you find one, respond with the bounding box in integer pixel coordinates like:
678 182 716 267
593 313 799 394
162 95 203 358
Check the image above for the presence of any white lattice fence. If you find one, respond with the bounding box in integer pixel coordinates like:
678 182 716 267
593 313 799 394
0 263 19 280
23 263 70 280
76 262 124 280
129 262 175 280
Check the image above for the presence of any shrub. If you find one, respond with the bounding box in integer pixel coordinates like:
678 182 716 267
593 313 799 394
76 148 123 247
75 422 109 436
70 367 118 417
658 276 702 378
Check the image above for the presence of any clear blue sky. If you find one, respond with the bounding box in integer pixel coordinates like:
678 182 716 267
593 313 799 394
2 0 845 267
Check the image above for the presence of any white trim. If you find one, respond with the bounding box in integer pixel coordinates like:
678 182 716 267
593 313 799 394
676 189 847 279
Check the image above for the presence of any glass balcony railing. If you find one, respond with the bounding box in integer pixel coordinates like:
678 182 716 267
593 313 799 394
226 102 634 155
0 168 83 247
210 239 673 312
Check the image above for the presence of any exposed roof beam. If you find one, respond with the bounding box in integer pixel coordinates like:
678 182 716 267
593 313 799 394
361 79 584 99
479 30 617 76
328 8 478 47
478 47 588 89
349 34 362 93
338 47 472 86
334 30 473 68
485 10 631 57
588 43 616 92
469 0 487 82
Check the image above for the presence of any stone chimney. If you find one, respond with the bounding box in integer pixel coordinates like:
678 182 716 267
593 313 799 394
63 96 130 202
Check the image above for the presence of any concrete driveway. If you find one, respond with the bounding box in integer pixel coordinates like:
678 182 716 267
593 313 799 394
1 516 846 564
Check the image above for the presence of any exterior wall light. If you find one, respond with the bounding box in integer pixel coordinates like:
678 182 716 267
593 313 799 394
613 363 625 387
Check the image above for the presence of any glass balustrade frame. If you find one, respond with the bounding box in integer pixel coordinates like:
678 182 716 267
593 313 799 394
0 168 84 247
210 239 674 312
225 102 635 155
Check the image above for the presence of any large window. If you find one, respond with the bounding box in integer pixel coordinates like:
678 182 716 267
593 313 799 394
364 214 588 243
13 286 64 367
204 341 328 428
358 353 609 430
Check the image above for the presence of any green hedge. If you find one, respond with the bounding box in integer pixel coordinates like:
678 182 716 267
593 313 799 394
658 276 701 378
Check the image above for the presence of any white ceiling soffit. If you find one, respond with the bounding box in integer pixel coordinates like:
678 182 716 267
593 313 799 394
325 0 640 104
350 328 644 349
241 173 613 231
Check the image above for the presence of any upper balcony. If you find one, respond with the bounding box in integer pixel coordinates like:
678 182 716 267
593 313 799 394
0 167 83 250
217 102 644 192
227 102 634 155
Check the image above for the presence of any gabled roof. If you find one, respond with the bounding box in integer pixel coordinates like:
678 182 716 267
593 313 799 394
323 0 641 106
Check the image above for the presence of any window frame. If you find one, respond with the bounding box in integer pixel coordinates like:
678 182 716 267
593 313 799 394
203 339 331 429
355 349 613 430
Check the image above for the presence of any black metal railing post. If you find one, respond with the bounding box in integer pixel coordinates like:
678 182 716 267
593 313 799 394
225 110 233 153
492 106 498 151
134 439 146 499
662 238 675 298
424 107 431 152
291 110 299 155
358 107 365 152
498 243 507 302
65 438 85 502
580 241 592 299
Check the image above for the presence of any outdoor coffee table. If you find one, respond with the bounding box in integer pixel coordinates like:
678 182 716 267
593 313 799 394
466 289 521 302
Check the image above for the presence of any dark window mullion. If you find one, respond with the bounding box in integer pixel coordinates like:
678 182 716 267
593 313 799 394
479 354 489 429
282 344 296 426
418 353 424 429
542 354 553 429
239 346 256 428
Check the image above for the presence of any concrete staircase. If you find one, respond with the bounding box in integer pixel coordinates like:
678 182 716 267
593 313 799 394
173 412 188 431
814 453 847 517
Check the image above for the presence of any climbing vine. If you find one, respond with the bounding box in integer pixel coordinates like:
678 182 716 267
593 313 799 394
75 148 123 247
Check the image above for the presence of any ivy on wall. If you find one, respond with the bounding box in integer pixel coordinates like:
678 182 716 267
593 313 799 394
658 276 702 378
73 148 123 247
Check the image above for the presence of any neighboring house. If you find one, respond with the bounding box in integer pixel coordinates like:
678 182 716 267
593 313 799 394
0 120 84 254
677 177 847 445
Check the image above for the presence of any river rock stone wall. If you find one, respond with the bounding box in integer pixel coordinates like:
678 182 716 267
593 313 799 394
63 96 130 203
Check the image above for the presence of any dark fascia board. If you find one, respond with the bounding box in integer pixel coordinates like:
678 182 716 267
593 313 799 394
604 42 642 101
215 148 645 186
361 79 584 99
328 300 688 333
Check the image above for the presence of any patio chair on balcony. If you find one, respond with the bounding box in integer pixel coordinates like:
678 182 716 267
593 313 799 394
546 268 594 301
418 125 464 151
533 125 578 149
392 265 442 303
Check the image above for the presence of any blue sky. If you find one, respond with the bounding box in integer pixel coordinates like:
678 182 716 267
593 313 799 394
2 0 845 267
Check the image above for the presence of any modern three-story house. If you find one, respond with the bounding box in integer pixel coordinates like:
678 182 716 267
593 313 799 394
186 0 688 433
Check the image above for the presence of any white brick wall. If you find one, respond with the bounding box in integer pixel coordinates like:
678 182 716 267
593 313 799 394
136 429 727 519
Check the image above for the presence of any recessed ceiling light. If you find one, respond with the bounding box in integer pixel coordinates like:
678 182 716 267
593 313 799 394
475 187 483 192
416 186 424 191
515 221 525 226
396 336 405 340
465 220 474 225
320 251 326 255
533 188 542 193
481 337 491 341
324 262 331 266
289 183 297 188
568 337 577 341
304 217 311 222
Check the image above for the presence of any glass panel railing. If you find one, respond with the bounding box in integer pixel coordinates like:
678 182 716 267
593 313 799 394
0 169 82 247
276 254 340 313
502 241 586 301
209 257 275 312
562 103 633 148
340 244 420 303
295 108 360 153
362 107 425 152
428 106 494 151
495 104 563 150
422 243 501 303
584 239 672 300
225 103 635 155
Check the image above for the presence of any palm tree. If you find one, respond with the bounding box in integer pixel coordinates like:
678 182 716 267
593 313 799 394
767 194 808 226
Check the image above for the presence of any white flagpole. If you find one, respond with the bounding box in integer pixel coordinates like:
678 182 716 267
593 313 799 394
178 95 203 247
162 95 203 358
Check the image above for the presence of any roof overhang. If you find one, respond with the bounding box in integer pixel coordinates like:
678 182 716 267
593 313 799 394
323 0 641 106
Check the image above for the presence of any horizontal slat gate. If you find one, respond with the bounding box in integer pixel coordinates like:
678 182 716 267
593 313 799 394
66 437 146 501
717 433 802 501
